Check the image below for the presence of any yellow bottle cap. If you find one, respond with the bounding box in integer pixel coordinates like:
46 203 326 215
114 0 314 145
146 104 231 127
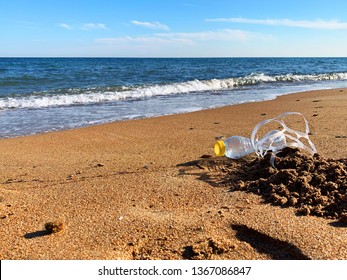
214 141 226 156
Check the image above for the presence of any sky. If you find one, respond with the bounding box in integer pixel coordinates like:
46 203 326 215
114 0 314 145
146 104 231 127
2 0 347 57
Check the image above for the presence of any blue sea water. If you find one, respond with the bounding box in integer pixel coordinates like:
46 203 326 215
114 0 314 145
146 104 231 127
1 57 347 138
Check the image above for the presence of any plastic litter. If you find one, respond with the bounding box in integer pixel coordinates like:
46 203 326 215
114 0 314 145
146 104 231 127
214 135 256 159
214 130 286 159
215 112 317 166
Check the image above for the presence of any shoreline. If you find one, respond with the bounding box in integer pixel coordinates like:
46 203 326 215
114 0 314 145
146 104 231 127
0 87 341 140
0 88 346 260
2 88 346 159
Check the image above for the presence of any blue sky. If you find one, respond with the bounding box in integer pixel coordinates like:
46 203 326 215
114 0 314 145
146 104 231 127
2 0 347 57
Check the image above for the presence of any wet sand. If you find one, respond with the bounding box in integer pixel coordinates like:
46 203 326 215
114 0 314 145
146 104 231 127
0 88 346 260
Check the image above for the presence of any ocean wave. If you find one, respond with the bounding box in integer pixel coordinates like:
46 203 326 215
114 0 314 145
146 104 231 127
1 72 347 110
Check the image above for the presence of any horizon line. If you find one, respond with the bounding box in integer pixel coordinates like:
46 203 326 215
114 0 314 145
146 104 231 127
1 56 347 59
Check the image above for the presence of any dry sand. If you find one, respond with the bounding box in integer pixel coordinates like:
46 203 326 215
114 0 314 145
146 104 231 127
0 88 346 260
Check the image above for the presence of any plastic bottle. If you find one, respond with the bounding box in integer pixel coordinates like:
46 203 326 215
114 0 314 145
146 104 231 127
214 130 287 159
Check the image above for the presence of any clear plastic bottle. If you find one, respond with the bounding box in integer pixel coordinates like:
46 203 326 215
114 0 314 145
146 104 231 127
214 130 286 159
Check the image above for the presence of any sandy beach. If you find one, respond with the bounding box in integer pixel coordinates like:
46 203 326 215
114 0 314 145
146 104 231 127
0 88 346 260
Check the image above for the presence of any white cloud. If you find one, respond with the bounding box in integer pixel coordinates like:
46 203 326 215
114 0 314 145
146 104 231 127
16 20 40 29
97 36 189 46
98 29 270 45
206 17 347 30
59 23 73 30
58 22 107 31
131 20 170 31
156 29 270 41
81 23 107 30
95 29 273 57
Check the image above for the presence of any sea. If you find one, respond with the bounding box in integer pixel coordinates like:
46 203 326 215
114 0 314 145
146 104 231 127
1 57 347 138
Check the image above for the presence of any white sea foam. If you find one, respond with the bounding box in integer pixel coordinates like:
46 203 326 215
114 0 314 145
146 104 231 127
1 72 347 110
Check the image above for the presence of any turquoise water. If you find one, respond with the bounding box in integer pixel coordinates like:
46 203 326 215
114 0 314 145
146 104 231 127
1 57 347 138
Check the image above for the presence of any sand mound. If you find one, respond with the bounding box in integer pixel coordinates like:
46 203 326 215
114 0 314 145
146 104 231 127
219 148 347 222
